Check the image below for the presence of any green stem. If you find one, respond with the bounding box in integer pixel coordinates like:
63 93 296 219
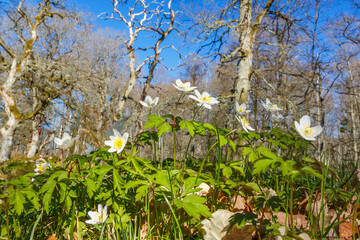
184 105 203 158
173 127 177 166
289 177 294 233
195 141 218 184
6 201 10 240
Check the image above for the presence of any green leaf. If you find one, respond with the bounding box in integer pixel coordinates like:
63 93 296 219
243 182 261 193
22 190 40 210
158 122 172 137
219 135 228 147
39 180 57 194
203 123 216 132
253 159 276 175
153 171 172 192
113 168 124 193
248 151 259 162
229 212 258 230
186 121 195 137
135 185 149 201
86 178 97 198
144 114 164 129
175 194 211 220
223 166 232 178
94 165 113 176
42 181 57 214
13 191 25 215
228 139 236 152
301 166 323 180
242 147 253 156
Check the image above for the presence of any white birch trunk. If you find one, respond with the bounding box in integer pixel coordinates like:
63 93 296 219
27 116 40 158
234 0 253 103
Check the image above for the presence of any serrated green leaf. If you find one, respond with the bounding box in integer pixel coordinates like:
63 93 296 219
301 166 323 180
13 191 25 215
242 147 253 156
135 185 149 201
39 180 57 194
158 122 172 137
223 166 232 178
228 139 236 152
253 159 275 175
42 182 57 214
86 178 96 198
186 121 195 137
219 135 228 147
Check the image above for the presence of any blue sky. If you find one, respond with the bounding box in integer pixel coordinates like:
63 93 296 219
74 0 187 79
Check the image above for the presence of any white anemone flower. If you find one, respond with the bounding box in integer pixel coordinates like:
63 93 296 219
235 102 251 115
172 79 197 92
34 158 51 175
261 98 281 112
139 96 159 108
295 115 323 141
104 129 129 154
272 113 285 121
83 143 95 155
85 204 108 225
235 115 255 133
189 90 219 109
54 132 76 149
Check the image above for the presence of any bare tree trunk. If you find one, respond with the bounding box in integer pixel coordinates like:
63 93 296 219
27 115 40 158
117 49 137 113
0 118 19 162
27 87 41 158
0 59 20 162
233 0 274 103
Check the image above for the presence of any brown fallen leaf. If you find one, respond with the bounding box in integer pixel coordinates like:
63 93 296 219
339 221 358 240
231 196 247 212
274 212 307 229
47 234 56 240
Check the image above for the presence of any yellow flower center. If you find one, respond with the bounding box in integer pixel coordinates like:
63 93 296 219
242 117 250 126
272 104 277 109
98 213 103 221
238 107 245 113
114 138 124 149
302 125 314 137
38 165 44 171
180 83 190 89
200 94 211 103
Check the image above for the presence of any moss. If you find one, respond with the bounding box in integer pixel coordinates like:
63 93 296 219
8 104 22 121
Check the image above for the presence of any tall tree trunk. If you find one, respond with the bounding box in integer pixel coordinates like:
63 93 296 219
234 0 253 104
27 115 40 158
0 59 20 162
27 87 41 158
0 118 19 162
117 49 137 114
233 0 274 103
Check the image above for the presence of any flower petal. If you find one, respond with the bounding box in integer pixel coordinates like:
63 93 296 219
175 79 182 86
300 115 311 128
122 132 129 143
113 129 121 137
194 90 201 98
310 126 323 137
189 95 199 102
153 97 159 106
144 96 152 105
139 100 148 108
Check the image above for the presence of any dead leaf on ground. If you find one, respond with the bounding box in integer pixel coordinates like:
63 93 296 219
339 221 358 240
47 234 56 240
200 209 257 240
231 196 247 211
